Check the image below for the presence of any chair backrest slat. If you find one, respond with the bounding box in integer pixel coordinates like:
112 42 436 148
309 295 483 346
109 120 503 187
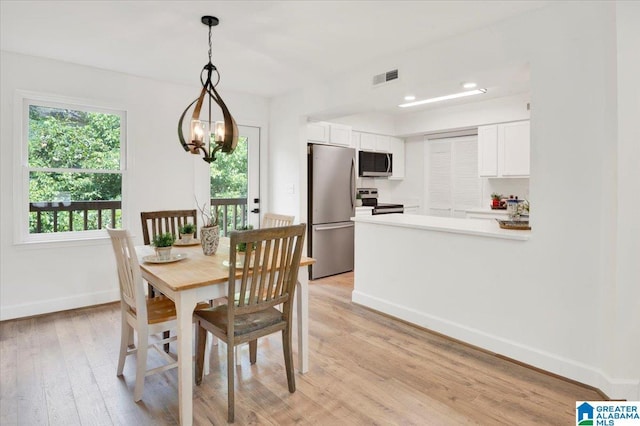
141 210 198 245
229 224 306 317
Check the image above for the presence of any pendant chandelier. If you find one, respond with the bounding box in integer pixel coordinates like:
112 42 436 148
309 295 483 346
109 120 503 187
178 16 238 163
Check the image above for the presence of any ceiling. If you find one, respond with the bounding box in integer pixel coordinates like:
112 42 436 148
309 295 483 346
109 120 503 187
1 1 543 112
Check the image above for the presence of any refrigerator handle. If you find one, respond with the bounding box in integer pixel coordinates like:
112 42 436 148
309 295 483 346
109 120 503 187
315 223 354 231
350 157 356 209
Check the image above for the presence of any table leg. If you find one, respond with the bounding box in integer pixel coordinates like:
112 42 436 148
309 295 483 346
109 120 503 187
176 292 197 426
295 272 309 374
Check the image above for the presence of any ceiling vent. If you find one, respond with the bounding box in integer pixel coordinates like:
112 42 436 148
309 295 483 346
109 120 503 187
373 69 399 86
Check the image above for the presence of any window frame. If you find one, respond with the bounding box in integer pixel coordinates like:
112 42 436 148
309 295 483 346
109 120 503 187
13 90 128 244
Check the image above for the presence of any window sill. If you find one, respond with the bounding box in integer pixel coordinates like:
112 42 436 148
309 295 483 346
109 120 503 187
15 230 114 249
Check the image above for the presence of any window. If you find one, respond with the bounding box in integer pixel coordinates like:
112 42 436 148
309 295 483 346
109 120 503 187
426 135 481 217
18 94 126 242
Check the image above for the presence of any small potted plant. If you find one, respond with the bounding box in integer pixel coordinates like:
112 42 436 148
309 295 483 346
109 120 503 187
355 193 363 207
197 198 220 255
490 192 503 208
179 223 196 243
152 232 175 261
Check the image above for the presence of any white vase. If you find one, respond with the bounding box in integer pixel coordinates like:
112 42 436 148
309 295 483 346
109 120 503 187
155 246 172 261
200 226 220 256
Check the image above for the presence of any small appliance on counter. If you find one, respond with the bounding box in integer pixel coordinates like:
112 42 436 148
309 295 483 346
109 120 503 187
356 188 404 215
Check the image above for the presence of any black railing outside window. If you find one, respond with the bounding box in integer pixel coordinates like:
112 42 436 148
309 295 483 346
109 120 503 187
29 200 122 233
29 198 249 235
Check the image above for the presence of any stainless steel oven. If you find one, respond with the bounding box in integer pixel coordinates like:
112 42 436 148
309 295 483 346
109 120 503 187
357 188 404 215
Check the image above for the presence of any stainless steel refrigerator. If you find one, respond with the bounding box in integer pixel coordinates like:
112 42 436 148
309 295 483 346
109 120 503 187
308 144 356 279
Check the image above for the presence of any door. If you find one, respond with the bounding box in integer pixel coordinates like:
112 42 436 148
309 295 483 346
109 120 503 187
309 144 355 224
210 125 260 233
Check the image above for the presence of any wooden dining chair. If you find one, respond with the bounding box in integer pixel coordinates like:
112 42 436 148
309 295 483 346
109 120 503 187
194 224 306 423
107 227 207 402
140 209 198 245
261 212 294 228
214 212 295 363
140 210 197 297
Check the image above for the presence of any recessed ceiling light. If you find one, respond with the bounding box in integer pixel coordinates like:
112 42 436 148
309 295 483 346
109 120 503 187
398 89 487 108
404 95 416 101
462 82 477 89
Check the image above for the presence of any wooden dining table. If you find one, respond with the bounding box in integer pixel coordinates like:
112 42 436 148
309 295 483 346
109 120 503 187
136 237 314 426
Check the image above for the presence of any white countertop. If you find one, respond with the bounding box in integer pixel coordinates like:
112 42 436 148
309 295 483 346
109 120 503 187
352 213 530 241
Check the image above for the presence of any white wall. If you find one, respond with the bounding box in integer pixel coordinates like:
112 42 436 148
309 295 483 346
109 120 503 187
0 51 269 320
268 2 639 399
611 0 640 391
396 92 530 136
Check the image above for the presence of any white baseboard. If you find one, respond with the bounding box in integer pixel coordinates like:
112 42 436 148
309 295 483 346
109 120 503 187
352 290 640 401
0 289 120 321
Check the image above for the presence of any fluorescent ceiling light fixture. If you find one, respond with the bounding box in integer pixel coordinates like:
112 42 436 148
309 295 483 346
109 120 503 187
398 89 487 108
404 95 416 101
462 82 477 89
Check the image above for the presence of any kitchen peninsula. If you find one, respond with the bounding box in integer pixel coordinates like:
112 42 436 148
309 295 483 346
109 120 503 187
351 214 544 374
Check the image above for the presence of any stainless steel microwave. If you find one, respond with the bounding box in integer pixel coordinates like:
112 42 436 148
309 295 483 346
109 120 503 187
358 151 392 177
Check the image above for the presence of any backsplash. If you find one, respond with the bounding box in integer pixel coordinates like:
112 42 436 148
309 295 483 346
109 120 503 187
483 178 529 207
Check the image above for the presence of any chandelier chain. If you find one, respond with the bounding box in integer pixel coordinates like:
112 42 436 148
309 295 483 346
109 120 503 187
207 25 212 63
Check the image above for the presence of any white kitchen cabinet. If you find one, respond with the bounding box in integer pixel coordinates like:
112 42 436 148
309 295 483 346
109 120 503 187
388 136 405 180
478 125 498 176
329 123 353 147
357 133 390 152
477 121 530 177
375 135 390 152
500 121 530 176
307 121 330 143
358 132 376 151
307 122 352 147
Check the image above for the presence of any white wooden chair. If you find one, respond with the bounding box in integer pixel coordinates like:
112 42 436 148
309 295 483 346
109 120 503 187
262 212 294 228
107 227 206 402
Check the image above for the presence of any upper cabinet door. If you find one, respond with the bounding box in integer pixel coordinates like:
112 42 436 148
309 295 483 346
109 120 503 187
375 135 390 152
307 122 353 147
499 121 530 176
477 121 530 178
359 133 376 151
478 125 498 177
329 123 353 147
307 122 330 143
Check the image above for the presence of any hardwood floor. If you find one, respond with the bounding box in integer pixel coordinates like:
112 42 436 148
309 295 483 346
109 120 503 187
1 272 603 425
